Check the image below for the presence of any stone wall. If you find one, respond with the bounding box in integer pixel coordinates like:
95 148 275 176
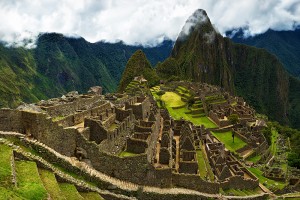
76 133 153 185
126 138 148 153
178 161 198 174
84 118 107 144
145 112 161 164
115 107 133 121
41 96 104 117
22 111 77 156
134 124 153 133
219 175 259 190
208 110 231 127
171 173 219 194
101 113 116 129
126 97 151 120
0 109 24 133
159 147 170 164
56 115 74 127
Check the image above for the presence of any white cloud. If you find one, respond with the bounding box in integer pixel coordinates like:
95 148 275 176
0 0 299 47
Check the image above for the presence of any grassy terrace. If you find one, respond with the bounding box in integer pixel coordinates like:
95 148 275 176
247 155 261 163
248 168 287 191
196 150 214 181
0 145 22 200
161 91 185 107
0 144 12 187
80 192 104 200
160 92 217 128
59 183 84 200
271 128 278 155
15 160 48 200
39 169 66 200
211 131 247 152
196 150 207 179
119 151 138 157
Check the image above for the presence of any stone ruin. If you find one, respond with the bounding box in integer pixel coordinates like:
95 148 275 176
0 82 279 199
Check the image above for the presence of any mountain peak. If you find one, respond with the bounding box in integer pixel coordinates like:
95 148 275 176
118 50 159 92
178 9 212 41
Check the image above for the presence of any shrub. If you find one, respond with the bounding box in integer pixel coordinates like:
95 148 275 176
156 90 165 96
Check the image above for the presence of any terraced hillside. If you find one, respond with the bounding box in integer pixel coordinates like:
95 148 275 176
151 85 217 128
0 136 123 200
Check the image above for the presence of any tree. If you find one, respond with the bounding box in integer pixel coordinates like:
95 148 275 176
228 114 239 124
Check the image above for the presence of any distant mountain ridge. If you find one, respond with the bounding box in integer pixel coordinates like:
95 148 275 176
0 33 173 107
142 9 300 129
229 28 300 78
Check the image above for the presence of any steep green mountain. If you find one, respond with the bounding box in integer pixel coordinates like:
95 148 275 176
0 33 172 107
230 29 300 77
158 9 295 126
118 50 159 92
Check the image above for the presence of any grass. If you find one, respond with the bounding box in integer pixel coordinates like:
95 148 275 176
52 116 66 122
0 144 13 187
196 150 208 179
160 92 217 128
108 123 118 131
80 192 104 200
247 155 261 163
248 168 287 191
211 131 247 152
220 187 262 196
39 169 66 200
271 128 278 155
0 187 24 200
15 160 48 200
161 92 186 107
59 183 84 200
119 151 138 157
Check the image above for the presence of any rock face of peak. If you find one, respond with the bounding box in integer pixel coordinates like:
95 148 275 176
172 10 234 93
177 9 211 41
160 9 292 125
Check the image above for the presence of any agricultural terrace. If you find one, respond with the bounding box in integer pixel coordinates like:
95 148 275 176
151 86 217 128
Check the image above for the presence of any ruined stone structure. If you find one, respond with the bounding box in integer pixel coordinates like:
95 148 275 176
0 81 287 199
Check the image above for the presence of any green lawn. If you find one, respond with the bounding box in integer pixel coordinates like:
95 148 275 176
15 161 48 200
39 169 66 200
248 168 287 191
271 128 278 155
0 144 13 187
196 150 207 179
161 92 186 107
160 92 217 128
247 155 261 163
211 131 247 152
59 183 84 200
119 151 138 157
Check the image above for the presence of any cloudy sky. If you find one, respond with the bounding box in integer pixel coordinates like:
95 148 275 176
0 0 300 47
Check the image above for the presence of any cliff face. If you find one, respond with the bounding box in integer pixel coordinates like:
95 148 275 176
168 9 290 124
231 28 300 78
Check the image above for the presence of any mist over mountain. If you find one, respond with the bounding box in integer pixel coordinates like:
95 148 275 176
151 9 300 129
0 33 172 108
